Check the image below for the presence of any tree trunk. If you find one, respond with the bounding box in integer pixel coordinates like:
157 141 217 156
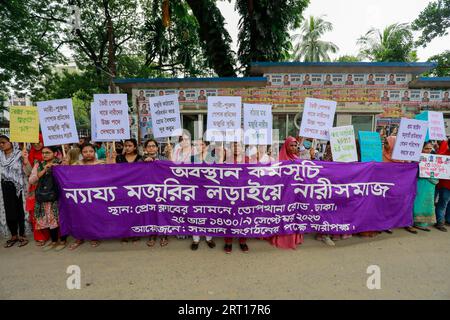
185 0 236 77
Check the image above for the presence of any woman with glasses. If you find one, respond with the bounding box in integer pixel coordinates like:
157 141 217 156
22 133 50 246
28 146 66 251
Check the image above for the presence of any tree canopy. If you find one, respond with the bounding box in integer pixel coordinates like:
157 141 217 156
291 15 339 62
412 0 450 47
357 23 417 62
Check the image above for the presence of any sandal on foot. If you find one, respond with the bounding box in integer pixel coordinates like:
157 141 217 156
90 240 100 247
68 240 84 250
405 227 418 234
206 240 216 249
4 239 18 248
18 238 29 247
414 225 430 232
147 239 156 247
160 238 169 247
434 224 447 232
239 243 249 253
35 240 46 247
323 236 335 246
224 244 232 254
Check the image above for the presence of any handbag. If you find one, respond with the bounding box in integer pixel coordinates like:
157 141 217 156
35 170 58 203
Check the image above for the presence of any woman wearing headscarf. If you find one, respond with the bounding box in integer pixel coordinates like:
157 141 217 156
267 137 304 250
0 135 28 247
22 133 50 246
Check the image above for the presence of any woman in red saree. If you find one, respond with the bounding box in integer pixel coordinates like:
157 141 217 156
267 137 304 249
22 134 50 246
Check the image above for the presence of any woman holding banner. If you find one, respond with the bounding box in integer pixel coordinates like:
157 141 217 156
143 139 170 247
413 142 438 232
315 142 338 246
172 132 192 240
190 139 220 250
112 139 143 244
267 137 304 250
381 135 408 234
68 143 107 250
29 146 67 251
22 134 50 246
224 142 250 253
0 135 28 248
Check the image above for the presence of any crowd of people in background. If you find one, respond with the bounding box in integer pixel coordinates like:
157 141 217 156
0 129 449 253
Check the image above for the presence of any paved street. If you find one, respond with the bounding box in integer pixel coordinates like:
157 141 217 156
1 230 449 299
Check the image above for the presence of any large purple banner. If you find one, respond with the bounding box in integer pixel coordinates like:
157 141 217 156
53 160 417 239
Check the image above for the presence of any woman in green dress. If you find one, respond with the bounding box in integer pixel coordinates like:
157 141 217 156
413 142 438 232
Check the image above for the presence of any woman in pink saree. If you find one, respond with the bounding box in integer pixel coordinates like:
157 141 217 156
267 137 304 249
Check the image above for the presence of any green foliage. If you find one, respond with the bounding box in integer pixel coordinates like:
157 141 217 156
412 0 450 47
334 55 360 62
67 0 141 78
142 0 212 77
185 0 236 77
357 23 416 62
236 0 310 74
0 0 67 92
292 15 339 62
425 51 450 76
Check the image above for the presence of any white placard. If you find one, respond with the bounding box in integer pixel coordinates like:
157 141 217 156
93 94 130 141
37 98 79 146
330 125 358 162
206 96 242 142
91 102 97 141
149 94 182 139
299 97 337 140
243 103 272 145
428 111 446 141
392 118 428 162
419 153 450 180
90 103 110 142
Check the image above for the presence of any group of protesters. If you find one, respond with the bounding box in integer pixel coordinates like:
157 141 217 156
0 130 449 253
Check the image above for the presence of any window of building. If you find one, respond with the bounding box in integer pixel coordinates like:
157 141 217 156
182 114 200 140
273 114 287 142
352 115 373 137
288 113 300 138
